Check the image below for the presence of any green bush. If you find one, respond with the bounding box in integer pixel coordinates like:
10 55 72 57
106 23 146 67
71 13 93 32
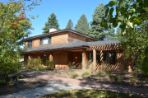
26 58 46 71
82 71 91 78
141 47 148 75
71 73 79 79
0 53 20 85
45 61 55 70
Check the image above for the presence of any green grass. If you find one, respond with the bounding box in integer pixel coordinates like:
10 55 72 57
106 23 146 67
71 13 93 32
41 89 144 98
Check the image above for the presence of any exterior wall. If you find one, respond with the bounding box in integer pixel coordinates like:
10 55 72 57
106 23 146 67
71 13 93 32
50 32 94 45
53 52 69 69
51 33 69 44
24 31 94 48
32 39 40 48
68 52 82 68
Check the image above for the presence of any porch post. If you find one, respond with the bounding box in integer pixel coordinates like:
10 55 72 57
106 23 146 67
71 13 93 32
128 65 133 73
28 55 31 60
93 49 97 71
49 54 53 62
82 49 88 70
100 50 103 71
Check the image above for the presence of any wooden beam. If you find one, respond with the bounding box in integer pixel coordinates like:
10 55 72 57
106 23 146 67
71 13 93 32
93 49 97 71
82 49 88 70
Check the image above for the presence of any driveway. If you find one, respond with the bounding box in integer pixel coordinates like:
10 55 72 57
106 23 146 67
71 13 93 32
0 72 91 98
0 71 148 98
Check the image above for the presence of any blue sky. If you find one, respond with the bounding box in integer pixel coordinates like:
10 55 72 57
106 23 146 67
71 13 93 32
27 0 110 36
1 0 110 36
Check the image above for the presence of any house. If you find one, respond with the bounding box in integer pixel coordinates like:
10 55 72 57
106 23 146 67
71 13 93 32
22 29 127 72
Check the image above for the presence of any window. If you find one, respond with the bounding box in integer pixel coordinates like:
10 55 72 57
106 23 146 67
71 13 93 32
104 52 116 65
28 41 32 48
41 38 50 45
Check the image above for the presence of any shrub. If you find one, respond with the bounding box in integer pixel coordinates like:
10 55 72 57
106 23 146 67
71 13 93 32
141 47 148 75
26 58 46 71
0 57 20 85
82 71 91 78
71 73 79 79
46 61 55 70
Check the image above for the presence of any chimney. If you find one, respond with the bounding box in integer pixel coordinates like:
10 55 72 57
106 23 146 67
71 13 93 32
49 28 57 33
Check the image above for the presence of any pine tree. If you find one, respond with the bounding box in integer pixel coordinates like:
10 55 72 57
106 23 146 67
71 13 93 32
65 19 73 29
75 14 89 34
90 4 106 39
43 13 59 33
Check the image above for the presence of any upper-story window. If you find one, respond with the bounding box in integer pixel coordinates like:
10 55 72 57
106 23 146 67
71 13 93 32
41 38 50 45
28 41 32 48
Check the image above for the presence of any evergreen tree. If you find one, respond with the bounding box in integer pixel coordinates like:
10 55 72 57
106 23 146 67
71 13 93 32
43 13 59 33
90 4 106 39
65 19 73 29
75 14 89 34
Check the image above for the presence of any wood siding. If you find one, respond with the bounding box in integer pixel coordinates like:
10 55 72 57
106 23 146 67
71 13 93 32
51 33 69 44
32 39 40 48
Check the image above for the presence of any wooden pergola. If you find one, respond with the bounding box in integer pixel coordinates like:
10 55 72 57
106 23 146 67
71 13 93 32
81 43 124 72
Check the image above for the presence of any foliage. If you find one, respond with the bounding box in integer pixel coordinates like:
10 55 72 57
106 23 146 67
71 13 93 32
45 61 55 70
104 0 148 72
65 19 73 29
0 0 31 83
41 89 144 98
75 14 90 34
141 47 148 75
81 71 90 78
43 13 59 33
26 58 46 71
90 4 107 39
120 21 148 64
71 73 79 79
105 0 148 34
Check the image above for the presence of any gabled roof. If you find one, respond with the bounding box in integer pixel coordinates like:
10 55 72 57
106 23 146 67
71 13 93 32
22 29 95 41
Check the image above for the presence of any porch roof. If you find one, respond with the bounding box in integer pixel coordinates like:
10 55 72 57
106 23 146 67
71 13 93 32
23 40 120 53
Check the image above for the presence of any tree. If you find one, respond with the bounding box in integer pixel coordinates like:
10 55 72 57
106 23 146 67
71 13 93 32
104 0 148 72
75 14 89 34
0 0 31 83
90 4 107 39
105 0 148 34
65 19 73 29
43 13 59 33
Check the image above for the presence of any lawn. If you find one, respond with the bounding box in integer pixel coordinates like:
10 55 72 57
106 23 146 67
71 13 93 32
41 89 144 98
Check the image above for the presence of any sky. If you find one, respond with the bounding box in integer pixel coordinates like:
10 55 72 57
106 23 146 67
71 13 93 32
1 0 110 36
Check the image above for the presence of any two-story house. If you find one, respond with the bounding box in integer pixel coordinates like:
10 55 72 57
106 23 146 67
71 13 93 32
22 29 126 72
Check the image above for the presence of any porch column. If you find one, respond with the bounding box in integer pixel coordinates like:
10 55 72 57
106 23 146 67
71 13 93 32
92 49 97 71
82 49 88 70
49 54 53 62
116 52 124 71
128 65 133 73
28 55 31 60
100 50 103 71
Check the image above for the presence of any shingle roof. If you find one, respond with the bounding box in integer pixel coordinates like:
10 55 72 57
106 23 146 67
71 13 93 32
23 33 51 41
50 29 95 40
87 40 120 46
23 40 120 53
22 29 95 41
